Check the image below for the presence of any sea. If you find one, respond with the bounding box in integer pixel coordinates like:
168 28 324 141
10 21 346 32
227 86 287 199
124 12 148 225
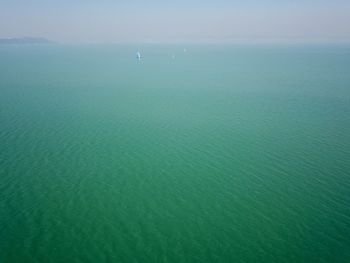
0 44 350 262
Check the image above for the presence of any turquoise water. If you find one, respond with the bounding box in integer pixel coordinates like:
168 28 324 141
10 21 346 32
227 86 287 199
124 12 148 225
1 44 350 262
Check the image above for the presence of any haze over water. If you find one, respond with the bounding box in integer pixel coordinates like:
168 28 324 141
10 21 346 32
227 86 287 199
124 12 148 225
0 44 350 262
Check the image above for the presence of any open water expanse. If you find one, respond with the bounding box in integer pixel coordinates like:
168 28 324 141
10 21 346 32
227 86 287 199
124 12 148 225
0 44 350 262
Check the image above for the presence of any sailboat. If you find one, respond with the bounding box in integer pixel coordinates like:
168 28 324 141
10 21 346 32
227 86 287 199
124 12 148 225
136 51 141 60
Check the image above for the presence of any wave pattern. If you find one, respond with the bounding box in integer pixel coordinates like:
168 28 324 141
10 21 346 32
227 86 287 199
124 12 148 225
1 44 350 262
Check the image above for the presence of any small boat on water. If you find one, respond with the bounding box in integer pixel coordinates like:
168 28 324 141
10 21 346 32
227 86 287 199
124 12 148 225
136 51 141 60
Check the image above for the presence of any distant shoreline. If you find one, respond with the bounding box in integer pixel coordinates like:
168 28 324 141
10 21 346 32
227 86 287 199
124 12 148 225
0 37 54 45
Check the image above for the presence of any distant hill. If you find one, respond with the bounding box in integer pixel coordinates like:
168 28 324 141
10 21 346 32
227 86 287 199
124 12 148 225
0 37 54 44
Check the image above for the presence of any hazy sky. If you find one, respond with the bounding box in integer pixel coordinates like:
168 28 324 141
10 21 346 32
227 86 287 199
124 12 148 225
1 0 350 43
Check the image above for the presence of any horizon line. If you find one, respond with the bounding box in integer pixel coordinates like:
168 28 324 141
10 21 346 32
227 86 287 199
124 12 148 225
2 36 350 45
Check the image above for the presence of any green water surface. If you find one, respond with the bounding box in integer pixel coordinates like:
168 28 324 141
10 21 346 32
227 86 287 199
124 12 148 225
1 44 350 262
